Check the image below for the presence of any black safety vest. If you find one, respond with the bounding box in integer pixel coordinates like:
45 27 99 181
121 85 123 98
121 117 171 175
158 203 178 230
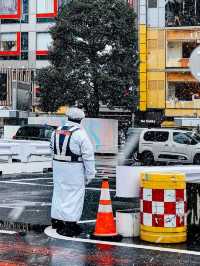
53 126 82 162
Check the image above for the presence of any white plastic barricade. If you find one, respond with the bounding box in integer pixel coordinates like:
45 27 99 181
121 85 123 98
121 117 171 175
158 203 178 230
0 143 20 163
26 142 52 162
0 140 52 174
116 165 200 198
0 140 51 163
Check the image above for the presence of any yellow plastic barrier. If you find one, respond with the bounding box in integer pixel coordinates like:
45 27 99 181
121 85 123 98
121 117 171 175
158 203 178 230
140 172 186 243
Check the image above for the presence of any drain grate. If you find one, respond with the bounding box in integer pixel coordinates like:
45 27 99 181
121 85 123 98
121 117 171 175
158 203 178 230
0 220 47 233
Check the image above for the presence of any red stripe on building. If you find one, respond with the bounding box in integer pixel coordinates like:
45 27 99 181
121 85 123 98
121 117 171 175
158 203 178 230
36 50 48 56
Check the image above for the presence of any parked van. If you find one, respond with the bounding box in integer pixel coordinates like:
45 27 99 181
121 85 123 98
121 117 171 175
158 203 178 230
139 128 200 165
121 128 200 166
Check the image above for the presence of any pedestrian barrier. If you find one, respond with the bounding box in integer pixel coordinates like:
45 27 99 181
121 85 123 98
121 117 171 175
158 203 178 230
140 172 187 244
0 140 51 163
0 140 52 174
26 142 52 162
92 177 121 241
0 143 20 163
116 209 140 237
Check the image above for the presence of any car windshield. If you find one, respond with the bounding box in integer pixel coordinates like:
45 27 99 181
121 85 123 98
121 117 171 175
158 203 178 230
185 132 198 144
187 132 200 142
173 131 198 145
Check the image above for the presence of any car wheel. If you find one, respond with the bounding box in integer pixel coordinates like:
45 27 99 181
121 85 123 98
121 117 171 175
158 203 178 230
193 154 200 165
141 151 154 166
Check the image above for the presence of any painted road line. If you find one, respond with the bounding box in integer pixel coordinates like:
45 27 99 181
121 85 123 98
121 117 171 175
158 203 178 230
45 226 200 256
11 177 52 182
0 181 115 191
86 187 116 192
0 181 52 187
0 202 51 208
0 230 17 235
78 220 96 224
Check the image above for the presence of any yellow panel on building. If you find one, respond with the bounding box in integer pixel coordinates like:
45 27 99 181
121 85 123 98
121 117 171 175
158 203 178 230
140 91 147 102
147 28 165 70
140 53 146 62
147 72 165 109
140 63 147 73
139 24 147 111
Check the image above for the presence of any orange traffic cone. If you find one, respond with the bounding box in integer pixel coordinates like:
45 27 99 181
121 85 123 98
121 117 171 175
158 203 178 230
92 178 122 241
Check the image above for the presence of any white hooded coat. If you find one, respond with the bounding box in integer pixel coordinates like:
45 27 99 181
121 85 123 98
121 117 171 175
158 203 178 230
50 121 95 222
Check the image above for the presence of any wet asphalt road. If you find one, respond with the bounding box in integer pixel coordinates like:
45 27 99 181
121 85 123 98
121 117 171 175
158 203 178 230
0 156 200 265
0 156 136 225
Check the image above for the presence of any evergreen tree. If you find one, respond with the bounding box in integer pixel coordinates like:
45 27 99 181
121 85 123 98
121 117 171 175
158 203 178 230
36 0 138 117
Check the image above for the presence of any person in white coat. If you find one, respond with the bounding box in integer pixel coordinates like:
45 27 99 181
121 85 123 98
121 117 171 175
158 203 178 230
50 107 95 237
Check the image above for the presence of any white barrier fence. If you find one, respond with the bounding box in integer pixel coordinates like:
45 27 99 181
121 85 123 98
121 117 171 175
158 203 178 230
0 139 52 175
116 165 200 198
0 139 52 163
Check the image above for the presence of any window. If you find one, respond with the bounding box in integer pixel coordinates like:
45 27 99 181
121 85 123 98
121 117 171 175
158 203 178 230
182 42 197 58
21 32 28 60
0 32 20 55
36 32 52 60
173 132 197 145
0 33 17 52
29 127 43 138
0 32 28 60
148 0 157 8
0 0 21 19
171 82 200 101
0 73 7 101
189 132 200 142
16 127 28 137
144 131 169 142
144 131 155 142
166 0 200 27
36 0 58 18
155 132 169 142
1 0 29 23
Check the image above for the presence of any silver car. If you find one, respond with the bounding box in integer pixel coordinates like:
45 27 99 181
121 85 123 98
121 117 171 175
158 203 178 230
139 129 200 165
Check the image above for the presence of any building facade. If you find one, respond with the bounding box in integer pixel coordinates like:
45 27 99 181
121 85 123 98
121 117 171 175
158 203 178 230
138 0 200 125
0 0 134 116
0 0 65 69
0 0 70 115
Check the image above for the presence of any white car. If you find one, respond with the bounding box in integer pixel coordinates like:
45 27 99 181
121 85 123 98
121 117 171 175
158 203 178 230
139 128 200 165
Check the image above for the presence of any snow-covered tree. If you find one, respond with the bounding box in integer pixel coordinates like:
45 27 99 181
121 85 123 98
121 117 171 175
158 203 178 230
36 0 138 117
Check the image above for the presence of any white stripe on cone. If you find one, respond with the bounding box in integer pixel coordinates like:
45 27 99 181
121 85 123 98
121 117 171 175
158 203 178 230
98 204 113 213
100 188 111 200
